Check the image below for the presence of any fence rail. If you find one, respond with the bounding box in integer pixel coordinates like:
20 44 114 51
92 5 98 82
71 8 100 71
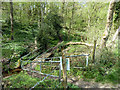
20 54 89 89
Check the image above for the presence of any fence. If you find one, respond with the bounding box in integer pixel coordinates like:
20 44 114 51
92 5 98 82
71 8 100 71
20 54 89 89
21 57 62 89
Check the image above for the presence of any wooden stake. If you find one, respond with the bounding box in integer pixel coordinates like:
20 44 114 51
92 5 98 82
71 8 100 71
61 46 67 89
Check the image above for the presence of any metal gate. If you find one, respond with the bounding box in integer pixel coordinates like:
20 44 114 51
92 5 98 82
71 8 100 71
20 54 89 89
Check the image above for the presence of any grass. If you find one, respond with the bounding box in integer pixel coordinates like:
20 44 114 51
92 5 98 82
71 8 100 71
2 23 119 87
3 42 119 88
2 45 119 89
62 44 119 85
34 63 60 76
3 71 79 88
3 71 39 88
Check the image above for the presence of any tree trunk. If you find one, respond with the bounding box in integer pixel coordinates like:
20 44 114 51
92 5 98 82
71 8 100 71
10 0 14 40
57 31 62 42
40 2 44 41
0 39 2 90
112 26 120 43
69 2 75 32
107 26 120 47
62 0 65 30
68 1 75 40
118 27 120 58
92 40 97 63
62 0 65 17
100 0 116 49
38 4 40 29
66 41 95 47
36 5 41 50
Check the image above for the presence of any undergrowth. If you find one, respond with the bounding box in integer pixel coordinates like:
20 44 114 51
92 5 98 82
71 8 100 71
3 71 79 88
68 46 119 84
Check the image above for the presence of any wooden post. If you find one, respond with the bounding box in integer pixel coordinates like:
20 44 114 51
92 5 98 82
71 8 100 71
92 40 97 63
61 46 67 89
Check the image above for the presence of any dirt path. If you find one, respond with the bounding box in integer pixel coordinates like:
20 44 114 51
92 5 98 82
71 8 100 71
67 77 119 88
27 70 120 89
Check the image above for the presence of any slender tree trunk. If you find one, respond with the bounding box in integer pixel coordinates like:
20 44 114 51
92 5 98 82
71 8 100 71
92 40 97 63
65 3 68 27
38 6 40 28
62 0 65 17
62 0 65 29
28 3 32 25
87 9 91 28
107 26 120 47
100 0 116 49
0 2 2 86
118 27 120 59
10 0 14 40
41 3 44 28
68 1 75 35
112 26 120 43
36 4 41 50
57 31 62 42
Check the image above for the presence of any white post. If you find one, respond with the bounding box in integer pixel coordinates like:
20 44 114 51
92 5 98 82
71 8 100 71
60 57 63 70
66 58 70 70
86 56 88 66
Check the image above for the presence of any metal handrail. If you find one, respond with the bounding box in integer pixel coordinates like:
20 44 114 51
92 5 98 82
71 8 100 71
21 47 42 59
35 41 64 59
65 54 89 58
21 54 90 89
30 65 60 90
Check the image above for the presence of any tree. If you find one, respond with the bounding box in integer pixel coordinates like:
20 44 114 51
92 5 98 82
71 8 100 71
68 2 75 34
45 3 63 41
37 3 63 50
10 0 14 40
100 0 116 49
51 14 63 41
114 1 120 29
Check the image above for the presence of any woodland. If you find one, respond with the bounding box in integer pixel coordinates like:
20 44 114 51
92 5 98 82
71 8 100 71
1 0 120 89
